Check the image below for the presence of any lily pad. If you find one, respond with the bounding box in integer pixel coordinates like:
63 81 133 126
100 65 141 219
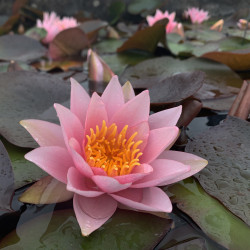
167 178 250 250
1 137 47 189
121 56 242 109
185 29 225 42
0 140 14 211
0 71 70 148
185 116 250 226
0 34 46 62
93 39 125 54
117 19 167 53
24 27 47 41
0 209 172 249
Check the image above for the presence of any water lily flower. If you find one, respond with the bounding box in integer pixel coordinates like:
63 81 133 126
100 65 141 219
237 19 250 30
147 9 181 34
87 49 115 83
20 76 207 236
37 11 78 44
184 7 210 24
210 19 224 32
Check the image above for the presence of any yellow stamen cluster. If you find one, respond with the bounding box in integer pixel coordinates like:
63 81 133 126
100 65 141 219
85 120 143 177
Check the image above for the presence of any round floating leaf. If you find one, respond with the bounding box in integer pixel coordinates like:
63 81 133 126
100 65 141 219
0 140 14 211
121 56 242 109
93 39 125 54
0 71 70 148
167 178 250 250
0 34 46 62
185 29 225 42
186 116 250 226
128 0 162 16
25 27 47 41
0 209 172 249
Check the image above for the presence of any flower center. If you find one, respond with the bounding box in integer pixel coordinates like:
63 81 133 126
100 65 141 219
85 120 143 177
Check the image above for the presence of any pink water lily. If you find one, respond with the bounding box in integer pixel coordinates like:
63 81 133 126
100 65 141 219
184 7 210 24
37 11 78 44
237 19 250 30
147 9 180 34
20 76 207 236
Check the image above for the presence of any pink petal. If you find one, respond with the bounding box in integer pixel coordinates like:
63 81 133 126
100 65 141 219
20 119 65 147
126 121 149 151
101 75 124 120
70 78 90 127
25 146 73 183
69 144 93 178
92 175 131 193
146 16 155 26
140 126 179 164
69 137 82 155
67 167 104 197
111 90 149 129
158 150 208 185
73 194 117 236
114 164 153 184
111 187 172 213
84 93 108 136
91 167 107 176
122 81 135 102
148 106 182 130
132 159 190 188
54 104 84 148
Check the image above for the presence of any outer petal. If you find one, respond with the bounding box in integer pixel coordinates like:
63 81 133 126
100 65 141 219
148 106 182 130
92 175 131 193
70 78 90 127
140 126 179 164
114 164 153 184
158 150 208 185
54 104 84 148
111 90 150 129
20 119 65 147
111 187 172 213
25 146 74 183
101 75 124 120
84 93 108 136
73 194 117 236
132 159 190 188
67 167 104 197
122 81 135 102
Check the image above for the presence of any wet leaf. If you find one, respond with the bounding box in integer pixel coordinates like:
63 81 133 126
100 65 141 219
117 19 167 53
0 71 70 148
0 34 46 62
93 39 125 54
49 27 89 59
1 136 47 189
0 140 14 211
186 116 250 226
121 56 242 109
24 27 47 41
0 209 172 250
148 71 205 104
19 176 73 204
167 178 250 250
185 29 225 42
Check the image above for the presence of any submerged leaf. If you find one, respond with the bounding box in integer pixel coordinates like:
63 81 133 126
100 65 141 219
186 116 250 226
0 209 172 249
0 140 14 211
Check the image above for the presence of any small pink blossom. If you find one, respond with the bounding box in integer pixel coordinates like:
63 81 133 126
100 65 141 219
37 11 78 44
20 77 207 236
237 19 250 30
147 9 179 34
184 7 210 24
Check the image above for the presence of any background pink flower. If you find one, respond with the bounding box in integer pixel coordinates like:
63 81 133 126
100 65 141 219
20 76 207 236
37 11 78 44
184 7 210 24
147 9 179 34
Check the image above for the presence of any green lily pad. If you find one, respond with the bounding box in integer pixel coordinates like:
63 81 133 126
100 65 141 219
0 34 46 62
0 140 14 211
185 29 225 42
0 61 35 73
121 56 242 109
185 116 250 226
0 209 172 249
25 27 47 41
0 71 70 148
93 39 125 54
166 178 250 250
1 137 47 189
